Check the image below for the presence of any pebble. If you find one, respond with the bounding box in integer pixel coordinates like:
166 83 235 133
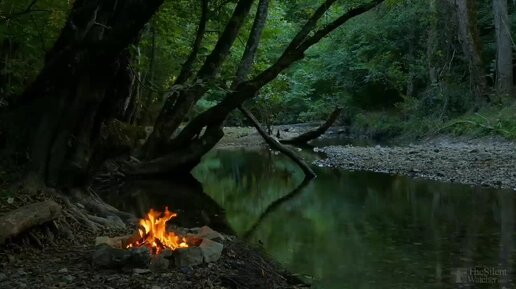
316 139 516 190
64 275 75 282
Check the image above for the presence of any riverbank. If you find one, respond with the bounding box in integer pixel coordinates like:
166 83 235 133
219 126 516 191
0 187 307 289
315 137 516 191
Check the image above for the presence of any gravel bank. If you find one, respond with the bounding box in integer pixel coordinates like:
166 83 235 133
315 138 516 191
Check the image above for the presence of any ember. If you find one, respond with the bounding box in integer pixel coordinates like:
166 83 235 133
126 208 188 254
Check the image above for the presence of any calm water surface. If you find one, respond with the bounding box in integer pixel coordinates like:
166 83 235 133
193 148 515 289
115 147 515 289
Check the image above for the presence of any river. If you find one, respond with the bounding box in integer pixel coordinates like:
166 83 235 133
108 147 515 289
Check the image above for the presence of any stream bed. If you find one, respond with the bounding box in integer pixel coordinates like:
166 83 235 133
112 147 515 289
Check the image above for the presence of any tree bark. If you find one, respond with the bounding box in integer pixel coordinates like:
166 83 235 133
280 108 342 145
493 0 513 97
232 0 269 88
427 0 439 85
0 200 61 244
143 0 254 159
453 0 488 102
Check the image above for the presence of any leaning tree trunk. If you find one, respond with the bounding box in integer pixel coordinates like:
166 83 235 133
280 108 342 145
12 0 164 188
239 105 316 179
131 0 384 177
493 0 513 98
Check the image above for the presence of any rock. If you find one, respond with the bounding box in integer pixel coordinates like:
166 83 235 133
173 247 203 267
149 254 169 272
92 244 150 269
127 247 152 268
0 273 6 281
64 275 75 282
199 239 223 263
95 235 131 249
58 268 68 273
6 197 14 204
194 226 224 242
133 268 151 274
106 215 126 229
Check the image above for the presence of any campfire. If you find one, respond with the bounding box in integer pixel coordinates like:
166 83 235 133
126 208 189 254
93 207 225 271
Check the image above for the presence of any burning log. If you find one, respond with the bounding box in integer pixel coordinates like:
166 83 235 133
0 200 61 244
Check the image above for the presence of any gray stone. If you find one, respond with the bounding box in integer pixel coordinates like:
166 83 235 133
95 235 131 249
64 275 75 282
199 239 223 263
92 244 150 269
149 254 169 272
106 215 126 229
133 268 151 274
194 226 224 242
173 247 203 267
0 273 6 281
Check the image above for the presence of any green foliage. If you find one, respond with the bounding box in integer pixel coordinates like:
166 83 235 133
0 0 70 105
1 0 514 142
442 102 516 140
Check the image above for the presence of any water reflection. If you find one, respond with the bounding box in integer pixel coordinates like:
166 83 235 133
193 148 515 289
103 175 231 232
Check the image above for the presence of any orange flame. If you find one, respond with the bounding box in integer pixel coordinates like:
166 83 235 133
126 207 188 254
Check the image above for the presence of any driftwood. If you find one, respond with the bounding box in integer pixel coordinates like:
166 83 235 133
239 105 316 180
0 200 61 244
280 107 342 145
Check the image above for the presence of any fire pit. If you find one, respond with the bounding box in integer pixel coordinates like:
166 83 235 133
92 208 224 271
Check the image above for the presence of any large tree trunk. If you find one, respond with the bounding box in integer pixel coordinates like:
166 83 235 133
493 0 513 97
453 0 488 102
143 0 253 159
12 0 164 188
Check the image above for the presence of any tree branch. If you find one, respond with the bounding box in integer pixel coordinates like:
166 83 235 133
174 0 385 143
175 0 209 85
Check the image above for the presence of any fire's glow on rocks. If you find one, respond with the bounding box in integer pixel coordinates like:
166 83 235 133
126 208 188 254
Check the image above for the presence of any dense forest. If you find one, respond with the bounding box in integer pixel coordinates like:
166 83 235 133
1 0 515 185
0 0 515 288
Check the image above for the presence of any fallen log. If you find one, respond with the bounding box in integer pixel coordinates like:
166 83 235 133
239 105 316 180
280 107 342 145
0 200 61 244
